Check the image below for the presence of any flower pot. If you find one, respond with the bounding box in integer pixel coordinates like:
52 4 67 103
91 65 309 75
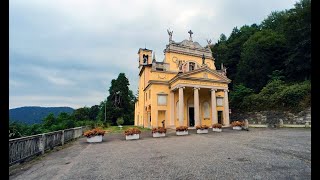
176 131 188 136
152 132 166 138
233 126 242 130
212 128 222 132
126 134 140 140
197 129 208 134
87 135 103 143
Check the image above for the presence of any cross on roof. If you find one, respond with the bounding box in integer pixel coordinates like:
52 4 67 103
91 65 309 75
188 30 193 41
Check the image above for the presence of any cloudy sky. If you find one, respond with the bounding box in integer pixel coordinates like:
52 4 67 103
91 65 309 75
9 0 297 109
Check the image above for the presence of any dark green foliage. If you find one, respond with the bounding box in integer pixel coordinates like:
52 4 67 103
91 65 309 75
229 84 254 111
103 73 135 125
72 107 90 121
240 80 310 112
89 105 100 121
212 0 310 112
236 30 287 92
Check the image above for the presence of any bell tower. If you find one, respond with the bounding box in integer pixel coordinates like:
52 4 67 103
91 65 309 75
138 48 152 68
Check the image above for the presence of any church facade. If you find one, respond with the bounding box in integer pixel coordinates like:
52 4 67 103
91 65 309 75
134 30 231 128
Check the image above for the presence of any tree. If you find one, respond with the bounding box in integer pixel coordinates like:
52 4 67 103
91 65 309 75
103 73 135 125
283 0 311 81
212 24 260 90
229 84 254 111
89 105 100 121
72 107 90 121
261 11 288 33
236 30 287 92
42 113 56 130
9 121 29 139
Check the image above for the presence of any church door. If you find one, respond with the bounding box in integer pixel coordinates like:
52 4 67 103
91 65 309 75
189 107 195 127
218 111 223 124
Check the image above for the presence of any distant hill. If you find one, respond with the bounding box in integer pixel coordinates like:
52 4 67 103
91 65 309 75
9 106 74 125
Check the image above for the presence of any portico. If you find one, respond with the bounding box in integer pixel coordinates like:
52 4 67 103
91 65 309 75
170 82 230 128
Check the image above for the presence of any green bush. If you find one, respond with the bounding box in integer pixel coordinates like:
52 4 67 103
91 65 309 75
230 84 254 110
104 122 111 128
277 81 311 111
116 117 124 126
236 80 310 112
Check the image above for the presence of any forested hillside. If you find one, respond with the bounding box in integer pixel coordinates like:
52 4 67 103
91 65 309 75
211 0 310 113
9 106 74 124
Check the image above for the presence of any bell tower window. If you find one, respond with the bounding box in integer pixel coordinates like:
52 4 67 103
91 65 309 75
189 62 195 71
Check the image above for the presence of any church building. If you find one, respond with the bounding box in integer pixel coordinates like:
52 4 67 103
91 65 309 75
134 30 231 128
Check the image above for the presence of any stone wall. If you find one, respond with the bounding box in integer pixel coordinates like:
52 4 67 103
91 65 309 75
230 107 311 127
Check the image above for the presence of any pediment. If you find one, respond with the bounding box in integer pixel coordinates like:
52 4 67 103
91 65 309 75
177 67 231 83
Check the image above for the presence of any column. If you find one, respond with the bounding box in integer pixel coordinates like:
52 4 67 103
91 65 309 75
178 87 184 126
170 91 175 126
211 89 218 124
224 89 230 126
194 87 200 126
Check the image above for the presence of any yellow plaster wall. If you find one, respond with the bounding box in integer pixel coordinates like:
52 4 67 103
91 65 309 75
165 52 216 71
149 71 176 81
148 84 170 128
157 111 166 127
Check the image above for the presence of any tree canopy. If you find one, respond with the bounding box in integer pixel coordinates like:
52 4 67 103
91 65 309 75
212 0 310 112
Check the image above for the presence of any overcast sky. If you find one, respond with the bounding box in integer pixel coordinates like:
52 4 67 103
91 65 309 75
9 0 297 109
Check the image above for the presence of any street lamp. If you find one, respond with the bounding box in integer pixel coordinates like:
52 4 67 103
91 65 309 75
104 100 106 122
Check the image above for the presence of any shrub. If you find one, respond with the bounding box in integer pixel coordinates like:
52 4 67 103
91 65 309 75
195 125 209 130
212 123 222 129
83 128 106 138
176 126 188 132
152 127 167 134
104 122 111 128
116 117 124 126
231 121 244 127
124 128 141 136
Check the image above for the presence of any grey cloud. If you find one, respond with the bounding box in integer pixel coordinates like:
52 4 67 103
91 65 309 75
9 0 296 109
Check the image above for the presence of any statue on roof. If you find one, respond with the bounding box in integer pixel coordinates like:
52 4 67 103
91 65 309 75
167 29 173 42
188 30 193 41
206 39 212 46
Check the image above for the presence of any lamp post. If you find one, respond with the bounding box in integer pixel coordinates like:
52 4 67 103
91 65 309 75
104 100 106 122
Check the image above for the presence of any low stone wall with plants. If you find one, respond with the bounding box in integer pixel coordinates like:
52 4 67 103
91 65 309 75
230 107 311 127
9 126 89 166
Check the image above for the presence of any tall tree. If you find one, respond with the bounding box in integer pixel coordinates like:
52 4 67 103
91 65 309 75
89 105 100 121
282 0 311 81
104 73 135 125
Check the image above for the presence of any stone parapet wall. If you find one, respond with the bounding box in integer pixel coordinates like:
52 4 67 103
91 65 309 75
231 107 311 126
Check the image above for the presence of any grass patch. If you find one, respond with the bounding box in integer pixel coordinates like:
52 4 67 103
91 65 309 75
103 125 150 133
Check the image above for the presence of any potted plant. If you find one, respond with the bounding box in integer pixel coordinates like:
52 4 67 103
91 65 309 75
83 128 106 143
152 127 166 137
176 126 188 136
212 123 222 132
231 121 244 130
124 128 141 140
196 125 209 134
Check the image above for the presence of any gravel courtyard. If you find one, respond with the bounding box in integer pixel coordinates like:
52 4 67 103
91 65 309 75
10 128 311 180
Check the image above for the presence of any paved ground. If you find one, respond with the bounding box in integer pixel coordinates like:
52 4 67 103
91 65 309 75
9 128 311 180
